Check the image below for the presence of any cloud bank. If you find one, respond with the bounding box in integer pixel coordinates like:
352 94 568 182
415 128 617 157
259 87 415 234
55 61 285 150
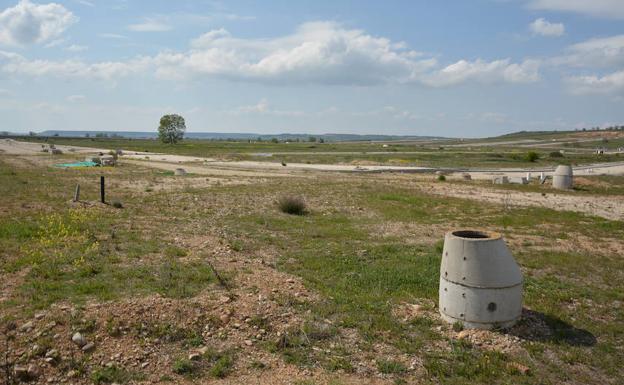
527 0 624 19
0 21 540 88
0 0 76 46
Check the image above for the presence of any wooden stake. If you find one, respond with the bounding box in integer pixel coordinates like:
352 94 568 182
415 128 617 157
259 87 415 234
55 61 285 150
73 184 80 202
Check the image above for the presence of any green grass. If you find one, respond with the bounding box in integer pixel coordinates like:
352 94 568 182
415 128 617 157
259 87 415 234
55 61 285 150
14 135 624 168
0 160 216 313
172 348 235 379
377 359 407 374
213 181 623 384
1 153 623 384
172 358 197 376
91 365 141 384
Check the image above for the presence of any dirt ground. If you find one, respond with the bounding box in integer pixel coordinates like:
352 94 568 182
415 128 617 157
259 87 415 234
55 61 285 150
2 139 623 222
2 144 623 385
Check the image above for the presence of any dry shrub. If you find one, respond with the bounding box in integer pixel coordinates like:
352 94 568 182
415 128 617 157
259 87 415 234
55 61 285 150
278 196 307 215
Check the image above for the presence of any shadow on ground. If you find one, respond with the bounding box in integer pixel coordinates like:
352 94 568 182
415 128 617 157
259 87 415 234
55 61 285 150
508 308 596 347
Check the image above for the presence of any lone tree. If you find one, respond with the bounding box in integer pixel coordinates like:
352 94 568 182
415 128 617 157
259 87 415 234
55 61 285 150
158 114 186 144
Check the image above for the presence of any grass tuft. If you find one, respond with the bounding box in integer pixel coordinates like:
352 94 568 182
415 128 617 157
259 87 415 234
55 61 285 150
278 196 307 215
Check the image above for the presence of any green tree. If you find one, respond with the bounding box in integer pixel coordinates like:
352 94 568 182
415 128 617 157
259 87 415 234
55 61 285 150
158 114 186 144
525 151 539 162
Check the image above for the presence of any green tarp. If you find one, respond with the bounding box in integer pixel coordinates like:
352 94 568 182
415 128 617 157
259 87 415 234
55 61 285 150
54 161 99 168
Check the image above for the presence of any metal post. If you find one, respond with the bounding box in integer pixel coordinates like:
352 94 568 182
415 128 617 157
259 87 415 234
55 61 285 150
100 176 105 203
73 184 80 202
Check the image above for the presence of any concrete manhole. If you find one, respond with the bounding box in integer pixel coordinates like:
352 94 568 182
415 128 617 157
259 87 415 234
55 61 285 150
439 230 523 329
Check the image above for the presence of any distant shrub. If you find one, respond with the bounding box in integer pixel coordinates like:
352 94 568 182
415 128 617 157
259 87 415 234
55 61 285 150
172 358 196 375
209 354 234 378
437 175 446 181
91 365 134 384
278 196 307 215
549 151 564 158
525 151 539 162
376 359 407 375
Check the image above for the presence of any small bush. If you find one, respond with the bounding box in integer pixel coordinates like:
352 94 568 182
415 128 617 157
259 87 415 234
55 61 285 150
91 365 133 384
209 354 234 378
437 175 446 181
549 151 564 158
525 151 539 162
377 359 407 374
172 358 196 375
278 196 307 215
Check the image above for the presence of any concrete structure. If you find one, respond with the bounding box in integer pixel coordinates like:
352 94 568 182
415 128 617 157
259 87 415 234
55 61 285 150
439 230 523 329
174 168 187 176
509 177 528 185
553 165 573 190
85 156 101 164
100 155 116 166
492 176 509 184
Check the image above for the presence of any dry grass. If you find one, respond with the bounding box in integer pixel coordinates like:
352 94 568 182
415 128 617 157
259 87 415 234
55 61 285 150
1 152 623 385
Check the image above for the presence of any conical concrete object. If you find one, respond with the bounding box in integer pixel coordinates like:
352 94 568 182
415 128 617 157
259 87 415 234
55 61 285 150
553 165 573 190
439 230 523 329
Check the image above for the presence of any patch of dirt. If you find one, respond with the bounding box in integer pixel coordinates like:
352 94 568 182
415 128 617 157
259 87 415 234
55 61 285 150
417 181 624 221
368 222 448 245
114 175 259 192
574 176 612 189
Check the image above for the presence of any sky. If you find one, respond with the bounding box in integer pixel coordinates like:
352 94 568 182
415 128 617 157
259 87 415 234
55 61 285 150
0 0 623 137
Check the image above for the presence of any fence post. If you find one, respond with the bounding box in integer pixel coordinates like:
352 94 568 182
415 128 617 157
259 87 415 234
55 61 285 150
100 176 105 203
73 184 80 202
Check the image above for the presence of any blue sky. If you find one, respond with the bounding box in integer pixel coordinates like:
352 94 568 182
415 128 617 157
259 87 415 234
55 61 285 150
0 0 623 137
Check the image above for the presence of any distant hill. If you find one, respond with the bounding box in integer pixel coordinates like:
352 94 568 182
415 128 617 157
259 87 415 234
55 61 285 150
33 130 444 142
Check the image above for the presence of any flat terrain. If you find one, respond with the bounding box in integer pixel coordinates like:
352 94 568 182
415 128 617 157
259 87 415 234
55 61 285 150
1 135 623 385
10 130 624 169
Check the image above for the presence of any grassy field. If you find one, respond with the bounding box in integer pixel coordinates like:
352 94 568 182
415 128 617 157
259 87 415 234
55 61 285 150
1 152 623 385
12 135 623 168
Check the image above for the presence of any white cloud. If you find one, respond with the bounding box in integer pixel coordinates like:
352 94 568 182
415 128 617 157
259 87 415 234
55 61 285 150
0 50 150 80
65 43 87 52
229 99 305 117
157 21 436 85
479 112 509 124
74 0 94 7
566 70 624 94
0 21 540 88
44 37 65 47
157 22 536 87
98 33 126 39
127 17 172 32
190 28 230 47
423 58 540 87
527 0 624 19
529 18 564 37
66 94 85 101
0 0 77 46
556 35 624 68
